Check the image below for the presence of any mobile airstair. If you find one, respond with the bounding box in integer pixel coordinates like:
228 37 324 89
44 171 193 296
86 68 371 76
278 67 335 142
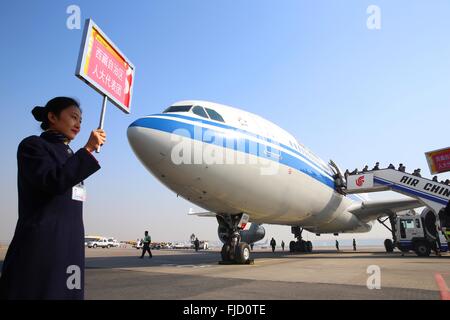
344 168 450 256
345 168 450 214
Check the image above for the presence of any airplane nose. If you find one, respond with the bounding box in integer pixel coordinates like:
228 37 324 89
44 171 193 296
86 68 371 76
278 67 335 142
127 117 168 168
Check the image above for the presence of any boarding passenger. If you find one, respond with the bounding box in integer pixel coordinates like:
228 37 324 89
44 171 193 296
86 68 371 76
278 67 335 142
372 162 380 170
0 97 106 300
344 169 350 178
140 231 152 258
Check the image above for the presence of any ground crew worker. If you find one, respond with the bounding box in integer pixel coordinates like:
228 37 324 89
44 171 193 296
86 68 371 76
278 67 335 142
281 240 285 251
0 97 106 300
140 231 152 258
270 238 276 252
353 239 356 251
194 237 200 252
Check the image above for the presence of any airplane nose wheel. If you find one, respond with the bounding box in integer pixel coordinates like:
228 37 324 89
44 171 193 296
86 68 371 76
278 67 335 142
221 242 251 264
218 214 253 264
235 243 251 264
221 244 232 261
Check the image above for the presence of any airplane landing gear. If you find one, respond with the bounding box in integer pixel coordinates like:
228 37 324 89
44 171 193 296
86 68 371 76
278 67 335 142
290 226 313 253
217 214 253 264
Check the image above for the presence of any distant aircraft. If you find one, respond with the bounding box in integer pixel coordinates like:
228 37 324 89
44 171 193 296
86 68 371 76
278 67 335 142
128 100 423 264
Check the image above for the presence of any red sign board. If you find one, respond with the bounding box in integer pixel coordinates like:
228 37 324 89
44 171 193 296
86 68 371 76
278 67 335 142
76 19 135 113
425 147 450 174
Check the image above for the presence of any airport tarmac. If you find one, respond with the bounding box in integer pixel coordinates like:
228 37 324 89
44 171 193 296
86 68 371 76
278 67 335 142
1 246 449 300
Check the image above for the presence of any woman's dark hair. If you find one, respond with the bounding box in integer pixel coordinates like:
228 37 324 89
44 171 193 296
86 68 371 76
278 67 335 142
32 97 81 130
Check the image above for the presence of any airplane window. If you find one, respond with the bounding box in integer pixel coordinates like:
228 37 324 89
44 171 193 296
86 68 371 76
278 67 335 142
192 106 209 119
403 219 415 229
163 105 192 113
205 108 225 122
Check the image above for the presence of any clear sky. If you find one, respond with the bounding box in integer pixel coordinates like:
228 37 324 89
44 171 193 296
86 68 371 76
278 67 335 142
1 1 450 245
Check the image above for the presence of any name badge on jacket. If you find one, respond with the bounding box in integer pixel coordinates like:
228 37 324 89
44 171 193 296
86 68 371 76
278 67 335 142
72 182 86 202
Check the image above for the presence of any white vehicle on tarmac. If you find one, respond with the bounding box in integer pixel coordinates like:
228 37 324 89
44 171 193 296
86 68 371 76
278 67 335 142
172 242 191 249
383 210 449 256
87 237 110 249
84 236 100 247
107 238 120 248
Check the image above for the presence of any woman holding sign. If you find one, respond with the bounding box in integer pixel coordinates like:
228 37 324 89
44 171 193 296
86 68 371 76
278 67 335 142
0 97 106 300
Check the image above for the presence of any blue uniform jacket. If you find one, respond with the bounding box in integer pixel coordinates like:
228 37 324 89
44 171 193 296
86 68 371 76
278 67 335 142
0 131 100 299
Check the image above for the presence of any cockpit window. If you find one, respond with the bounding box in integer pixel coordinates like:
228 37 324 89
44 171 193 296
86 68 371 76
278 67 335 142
205 108 225 122
163 105 192 113
192 106 209 119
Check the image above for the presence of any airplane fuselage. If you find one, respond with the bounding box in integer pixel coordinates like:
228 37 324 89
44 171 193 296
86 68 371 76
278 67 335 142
127 100 371 234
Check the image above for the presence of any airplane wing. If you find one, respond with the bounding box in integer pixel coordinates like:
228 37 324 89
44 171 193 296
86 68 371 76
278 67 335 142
188 208 217 217
347 197 423 223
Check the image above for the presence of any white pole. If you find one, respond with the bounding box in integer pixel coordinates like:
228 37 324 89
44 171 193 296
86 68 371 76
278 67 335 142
96 95 108 153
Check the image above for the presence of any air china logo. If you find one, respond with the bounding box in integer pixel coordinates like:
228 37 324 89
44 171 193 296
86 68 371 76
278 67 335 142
356 176 365 187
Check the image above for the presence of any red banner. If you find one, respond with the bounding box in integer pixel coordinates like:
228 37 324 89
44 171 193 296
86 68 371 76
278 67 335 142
76 19 135 114
425 147 450 174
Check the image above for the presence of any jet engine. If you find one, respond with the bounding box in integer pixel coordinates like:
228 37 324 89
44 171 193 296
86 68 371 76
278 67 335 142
218 223 265 244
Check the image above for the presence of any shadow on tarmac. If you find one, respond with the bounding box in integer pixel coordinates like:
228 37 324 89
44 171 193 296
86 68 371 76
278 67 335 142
0 249 447 271
81 249 449 269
